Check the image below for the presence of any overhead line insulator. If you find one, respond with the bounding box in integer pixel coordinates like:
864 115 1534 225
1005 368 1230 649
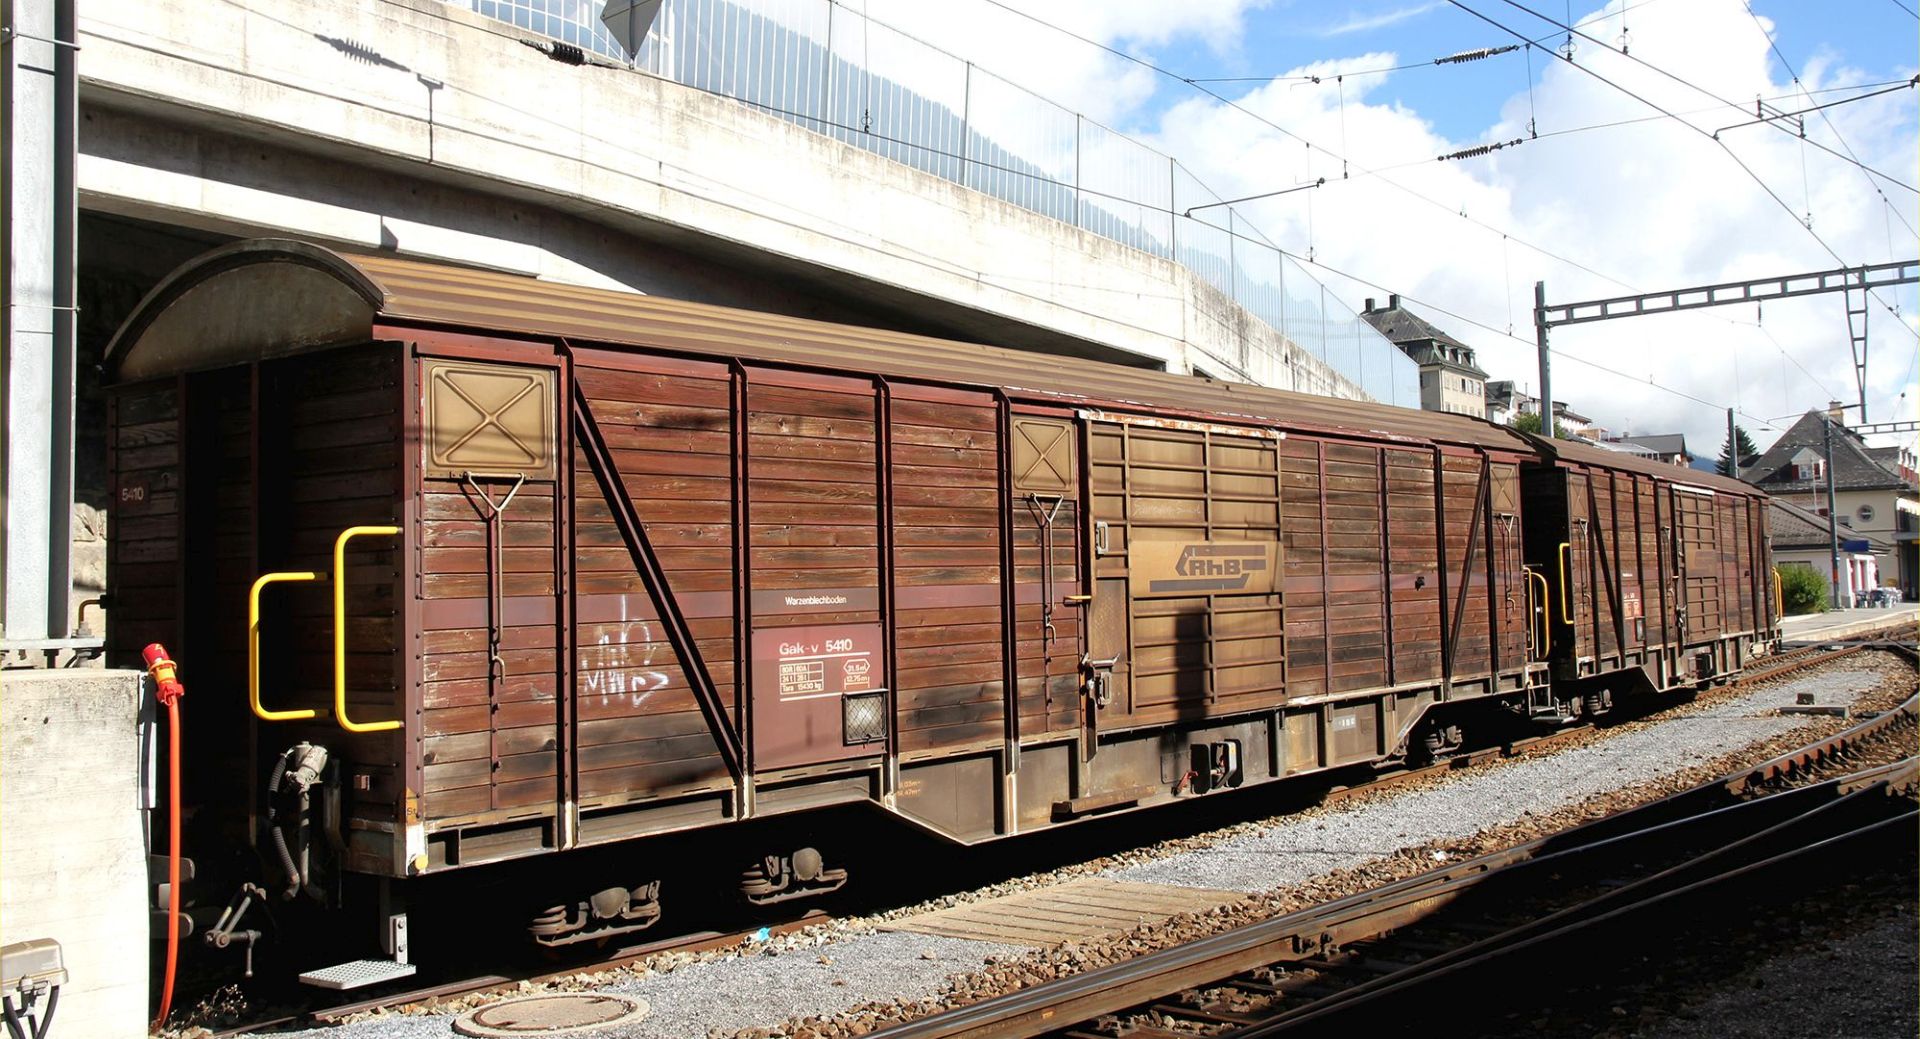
1434 44 1520 65
1438 137 1527 161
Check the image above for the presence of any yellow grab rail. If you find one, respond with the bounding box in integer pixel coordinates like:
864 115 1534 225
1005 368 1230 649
334 525 403 733
1557 541 1574 624
248 571 326 721
1773 567 1784 621
1527 567 1552 657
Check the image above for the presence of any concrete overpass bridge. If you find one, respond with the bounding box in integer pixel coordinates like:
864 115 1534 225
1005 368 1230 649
7 0 1413 645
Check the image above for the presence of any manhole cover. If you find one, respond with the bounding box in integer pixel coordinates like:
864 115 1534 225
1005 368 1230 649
453 993 650 1037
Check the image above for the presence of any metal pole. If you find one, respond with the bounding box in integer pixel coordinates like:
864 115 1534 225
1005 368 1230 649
1168 157 1177 261
1726 408 1738 479
959 61 970 188
1073 113 1083 228
1533 281 1555 439
1824 416 1842 610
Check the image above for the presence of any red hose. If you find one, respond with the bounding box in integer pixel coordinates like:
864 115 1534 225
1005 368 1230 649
144 644 186 1032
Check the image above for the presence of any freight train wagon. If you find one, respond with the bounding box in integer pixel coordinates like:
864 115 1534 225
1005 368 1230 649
106 240 1775 983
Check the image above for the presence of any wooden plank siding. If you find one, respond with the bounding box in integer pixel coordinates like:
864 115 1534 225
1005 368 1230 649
1009 414 1082 741
268 348 407 824
107 381 183 669
1384 448 1444 685
745 377 882 619
568 362 734 812
889 394 1007 756
417 475 561 823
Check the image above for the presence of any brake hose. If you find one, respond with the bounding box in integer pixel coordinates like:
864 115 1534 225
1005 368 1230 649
144 644 186 1031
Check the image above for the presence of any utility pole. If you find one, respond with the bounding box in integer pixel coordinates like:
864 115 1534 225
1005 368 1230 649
1823 411 1842 610
1533 281 1554 439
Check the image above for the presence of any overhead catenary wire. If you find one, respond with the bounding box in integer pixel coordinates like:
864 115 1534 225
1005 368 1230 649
1491 0 1920 399
1732 0 1919 241
1188 43 1520 83
1294 251 1793 431
1451 0 1915 346
908 0 1889 411
1186 0 1672 84
967 0 1893 361
1712 79 1920 138
1488 0 1915 193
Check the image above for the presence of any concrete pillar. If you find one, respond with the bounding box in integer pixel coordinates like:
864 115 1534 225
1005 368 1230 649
2 0 80 644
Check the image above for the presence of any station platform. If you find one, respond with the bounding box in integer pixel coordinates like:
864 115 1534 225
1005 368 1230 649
1779 604 1918 644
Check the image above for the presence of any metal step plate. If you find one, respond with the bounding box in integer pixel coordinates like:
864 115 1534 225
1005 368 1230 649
298 959 418 990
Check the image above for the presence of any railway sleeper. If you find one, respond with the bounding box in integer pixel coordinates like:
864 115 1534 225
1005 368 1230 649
1150 1001 1259 1026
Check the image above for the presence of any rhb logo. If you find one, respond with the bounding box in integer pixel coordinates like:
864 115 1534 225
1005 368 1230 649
1150 543 1270 594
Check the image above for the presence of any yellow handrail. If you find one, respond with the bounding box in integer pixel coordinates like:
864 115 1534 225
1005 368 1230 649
1527 568 1552 657
1557 541 1574 624
248 571 326 721
334 525 403 733
1773 567 1784 621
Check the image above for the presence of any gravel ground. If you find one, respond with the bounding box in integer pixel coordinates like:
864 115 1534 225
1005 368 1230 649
1104 667 1890 892
242 653 1913 1039
255 933 1021 1039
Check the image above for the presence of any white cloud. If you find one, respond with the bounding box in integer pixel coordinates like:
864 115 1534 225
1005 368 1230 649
857 0 1269 126
1318 2 1443 38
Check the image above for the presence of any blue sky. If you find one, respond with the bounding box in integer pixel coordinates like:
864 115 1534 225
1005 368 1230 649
1124 2 1917 144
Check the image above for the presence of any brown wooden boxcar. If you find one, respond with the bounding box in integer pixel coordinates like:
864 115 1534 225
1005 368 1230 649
1523 438 1776 701
105 241 1771 967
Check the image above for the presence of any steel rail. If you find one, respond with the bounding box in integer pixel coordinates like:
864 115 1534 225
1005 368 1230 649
869 648 1918 1039
1735 640 1920 790
1241 796 1918 1035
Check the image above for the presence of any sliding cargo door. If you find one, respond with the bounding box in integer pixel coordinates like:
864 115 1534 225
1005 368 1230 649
1488 461 1530 675
1085 418 1283 727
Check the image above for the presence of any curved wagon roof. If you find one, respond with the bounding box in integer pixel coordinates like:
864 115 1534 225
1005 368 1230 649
104 239 1760 496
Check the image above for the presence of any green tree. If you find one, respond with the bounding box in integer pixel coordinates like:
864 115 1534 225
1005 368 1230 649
1512 412 1567 437
1777 565 1829 615
1718 425 1759 477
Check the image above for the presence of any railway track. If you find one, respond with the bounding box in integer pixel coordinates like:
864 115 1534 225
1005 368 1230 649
206 638 1904 1035
867 643 1920 1039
